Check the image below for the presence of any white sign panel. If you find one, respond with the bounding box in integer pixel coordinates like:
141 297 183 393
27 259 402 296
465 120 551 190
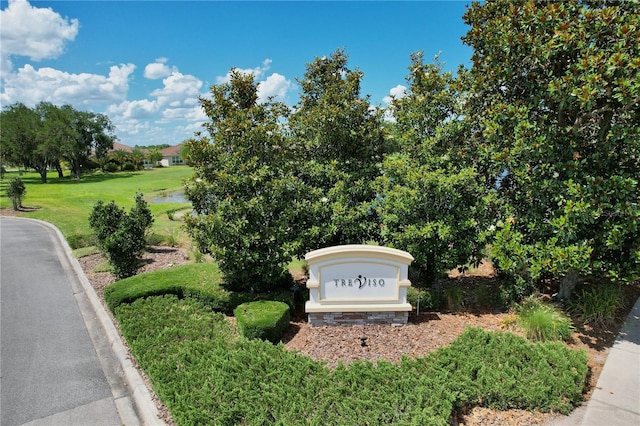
319 261 399 302
305 245 413 314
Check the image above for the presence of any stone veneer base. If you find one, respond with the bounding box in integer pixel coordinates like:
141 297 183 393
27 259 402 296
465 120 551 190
308 311 409 326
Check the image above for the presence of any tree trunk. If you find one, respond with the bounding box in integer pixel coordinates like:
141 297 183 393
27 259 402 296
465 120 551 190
37 168 48 183
558 269 580 301
56 163 64 178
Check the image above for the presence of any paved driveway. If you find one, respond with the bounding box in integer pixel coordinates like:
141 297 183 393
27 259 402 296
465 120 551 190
0 217 137 426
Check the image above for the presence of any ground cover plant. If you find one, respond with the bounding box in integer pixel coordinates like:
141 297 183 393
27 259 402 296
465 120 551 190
114 295 588 426
0 167 192 248
105 263 232 312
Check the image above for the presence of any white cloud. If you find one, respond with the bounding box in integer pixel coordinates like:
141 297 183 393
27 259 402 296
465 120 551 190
150 72 203 107
214 59 293 104
383 84 407 105
106 66 207 146
0 63 136 107
0 0 79 72
257 73 291 102
159 105 201 122
144 57 176 79
215 58 273 84
106 99 159 120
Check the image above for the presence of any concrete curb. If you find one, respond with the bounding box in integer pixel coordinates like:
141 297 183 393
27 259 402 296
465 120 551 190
29 218 165 426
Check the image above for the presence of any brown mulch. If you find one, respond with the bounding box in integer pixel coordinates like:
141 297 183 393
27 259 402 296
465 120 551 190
78 246 191 297
0 206 40 215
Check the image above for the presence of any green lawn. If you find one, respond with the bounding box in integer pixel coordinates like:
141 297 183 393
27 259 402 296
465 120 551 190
1 167 193 247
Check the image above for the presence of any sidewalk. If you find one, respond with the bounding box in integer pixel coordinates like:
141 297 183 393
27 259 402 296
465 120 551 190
552 296 640 426
580 296 640 425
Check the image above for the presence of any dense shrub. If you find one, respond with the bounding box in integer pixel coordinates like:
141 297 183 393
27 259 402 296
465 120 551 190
103 162 118 173
103 263 293 315
122 161 136 171
130 191 153 231
105 263 233 312
185 52 388 293
464 1 640 288
5 176 26 210
234 301 291 343
183 71 300 293
89 192 154 279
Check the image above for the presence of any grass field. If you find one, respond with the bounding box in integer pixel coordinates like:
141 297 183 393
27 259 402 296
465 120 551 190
0 167 193 247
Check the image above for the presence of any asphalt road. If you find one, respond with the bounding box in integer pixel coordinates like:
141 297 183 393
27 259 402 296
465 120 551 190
0 217 133 426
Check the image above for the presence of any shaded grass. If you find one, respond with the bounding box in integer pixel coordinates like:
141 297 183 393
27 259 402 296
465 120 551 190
72 245 101 258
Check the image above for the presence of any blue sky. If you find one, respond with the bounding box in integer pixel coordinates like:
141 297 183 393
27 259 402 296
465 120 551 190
1 0 473 147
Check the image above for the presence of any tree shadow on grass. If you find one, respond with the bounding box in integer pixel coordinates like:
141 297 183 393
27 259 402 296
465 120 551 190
43 171 139 186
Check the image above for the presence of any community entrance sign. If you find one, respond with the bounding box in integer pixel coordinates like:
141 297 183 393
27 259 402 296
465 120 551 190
305 245 414 326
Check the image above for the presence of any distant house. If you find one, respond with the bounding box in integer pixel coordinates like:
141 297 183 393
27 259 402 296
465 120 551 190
160 144 185 167
110 142 134 153
96 142 186 167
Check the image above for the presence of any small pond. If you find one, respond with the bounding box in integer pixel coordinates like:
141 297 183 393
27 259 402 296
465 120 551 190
150 191 189 204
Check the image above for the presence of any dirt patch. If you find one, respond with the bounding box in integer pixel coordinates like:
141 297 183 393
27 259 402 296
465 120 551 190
0 206 41 216
78 246 191 297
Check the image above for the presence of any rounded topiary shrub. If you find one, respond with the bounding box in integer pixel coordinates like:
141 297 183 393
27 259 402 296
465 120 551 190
103 162 118 173
234 300 290 343
122 161 136 171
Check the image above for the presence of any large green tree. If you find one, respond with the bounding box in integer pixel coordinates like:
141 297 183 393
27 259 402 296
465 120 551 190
289 49 387 249
1 103 40 173
376 53 490 285
463 0 640 295
184 70 300 291
64 109 116 179
1 102 116 181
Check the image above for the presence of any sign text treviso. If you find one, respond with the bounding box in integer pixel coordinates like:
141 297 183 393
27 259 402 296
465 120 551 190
333 275 385 289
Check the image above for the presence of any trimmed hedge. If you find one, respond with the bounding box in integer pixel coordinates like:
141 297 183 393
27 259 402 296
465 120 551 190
234 301 291 343
103 263 296 316
104 263 246 314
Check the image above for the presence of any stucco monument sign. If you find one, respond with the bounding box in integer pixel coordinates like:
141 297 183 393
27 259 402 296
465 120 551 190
305 245 414 326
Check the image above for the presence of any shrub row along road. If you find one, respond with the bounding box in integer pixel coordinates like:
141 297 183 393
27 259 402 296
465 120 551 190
0 217 137 426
